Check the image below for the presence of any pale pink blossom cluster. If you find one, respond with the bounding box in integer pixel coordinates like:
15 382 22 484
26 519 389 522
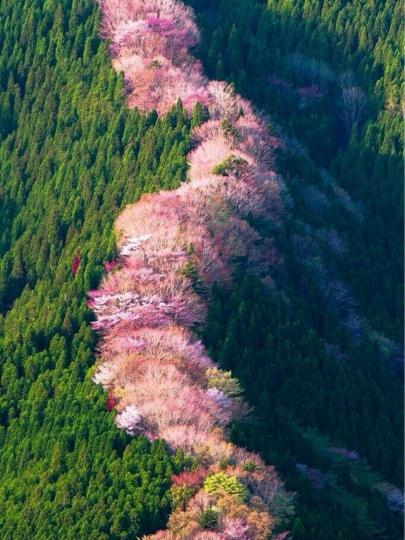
99 0 209 113
92 0 291 537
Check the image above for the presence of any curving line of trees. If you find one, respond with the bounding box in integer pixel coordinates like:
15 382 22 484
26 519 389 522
89 0 294 537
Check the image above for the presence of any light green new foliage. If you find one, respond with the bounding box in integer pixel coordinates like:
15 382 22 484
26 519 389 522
168 485 195 509
206 368 242 396
203 472 248 501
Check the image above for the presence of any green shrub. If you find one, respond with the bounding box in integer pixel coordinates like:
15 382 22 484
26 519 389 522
203 472 248 501
219 457 233 470
198 508 219 530
221 118 241 141
206 368 242 397
212 154 248 176
243 460 260 472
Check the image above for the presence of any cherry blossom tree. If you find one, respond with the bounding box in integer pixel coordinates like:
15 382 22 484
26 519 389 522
90 2 292 539
115 404 145 435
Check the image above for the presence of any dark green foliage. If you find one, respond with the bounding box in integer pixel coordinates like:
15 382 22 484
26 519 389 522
204 276 403 540
212 154 248 176
189 0 403 538
198 508 219 530
221 117 242 142
191 101 210 128
0 0 190 537
189 0 403 345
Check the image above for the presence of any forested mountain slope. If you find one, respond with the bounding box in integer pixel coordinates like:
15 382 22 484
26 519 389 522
188 0 403 346
0 0 402 539
0 1 191 537
188 0 404 537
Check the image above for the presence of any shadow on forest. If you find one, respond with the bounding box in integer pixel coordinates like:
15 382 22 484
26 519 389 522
187 0 403 346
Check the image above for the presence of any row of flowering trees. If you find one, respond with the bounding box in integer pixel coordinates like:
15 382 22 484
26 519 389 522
99 0 209 113
90 0 293 537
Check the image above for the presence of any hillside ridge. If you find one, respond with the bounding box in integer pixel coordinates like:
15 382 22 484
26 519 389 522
89 1 294 537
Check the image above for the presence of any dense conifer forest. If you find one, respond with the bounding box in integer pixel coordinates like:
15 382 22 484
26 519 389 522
190 0 404 537
0 1 191 536
0 0 402 539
